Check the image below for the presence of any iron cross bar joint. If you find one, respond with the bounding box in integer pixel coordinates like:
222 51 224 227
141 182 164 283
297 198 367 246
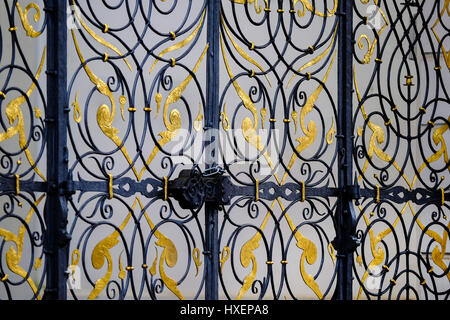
167 166 232 210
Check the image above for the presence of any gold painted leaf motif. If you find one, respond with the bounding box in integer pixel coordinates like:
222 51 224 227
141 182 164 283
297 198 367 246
0 48 47 181
0 194 46 299
16 2 43 38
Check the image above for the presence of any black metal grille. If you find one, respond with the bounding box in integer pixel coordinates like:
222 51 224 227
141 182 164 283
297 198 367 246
0 0 448 300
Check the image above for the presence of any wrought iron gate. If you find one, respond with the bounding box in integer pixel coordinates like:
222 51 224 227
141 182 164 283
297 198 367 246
0 0 448 300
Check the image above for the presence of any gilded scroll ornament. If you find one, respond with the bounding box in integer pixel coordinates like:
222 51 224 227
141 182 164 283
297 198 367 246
220 18 338 297
194 104 204 132
150 10 206 74
220 246 230 273
221 15 271 87
236 215 269 300
0 194 46 299
292 110 299 133
193 248 202 276
71 29 139 180
16 2 43 38
357 3 388 65
220 33 278 174
281 50 337 186
229 0 263 14
411 118 450 188
0 48 47 181
287 24 338 88
71 0 132 71
138 44 209 180
260 108 267 129
88 210 132 300
72 91 82 123
141 199 184 300
221 104 231 131
292 0 338 18
118 251 127 280
353 67 411 187
326 118 336 145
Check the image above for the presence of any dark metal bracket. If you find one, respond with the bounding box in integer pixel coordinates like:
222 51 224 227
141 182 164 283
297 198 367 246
167 166 232 210
332 177 361 255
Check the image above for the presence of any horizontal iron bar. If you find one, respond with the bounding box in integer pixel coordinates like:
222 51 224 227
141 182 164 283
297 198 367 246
0 177 47 193
359 186 448 205
70 179 447 206
73 177 161 198
2 176 444 207
227 182 340 201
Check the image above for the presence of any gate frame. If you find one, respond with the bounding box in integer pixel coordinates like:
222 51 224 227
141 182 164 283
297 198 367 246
43 0 70 300
39 0 360 300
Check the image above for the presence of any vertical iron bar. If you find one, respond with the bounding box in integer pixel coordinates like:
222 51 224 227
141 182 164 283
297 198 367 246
333 0 356 300
204 0 220 300
43 0 69 300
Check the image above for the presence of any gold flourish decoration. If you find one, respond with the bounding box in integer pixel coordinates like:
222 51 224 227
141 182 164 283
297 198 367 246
220 246 230 273
287 24 338 88
150 248 158 276
88 208 132 300
220 32 278 175
68 249 80 284
221 14 271 87
0 47 47 182
138 44 209 180
139 197 184 300
72 29 139 180
260 108 267 129
281 49 337 186
229 0 263 14
292 110 299 133
221 104 231 131
119 95 127 121
71 0 132 71
72 91 82 123
326 118 336 145
150 10 206 74
237 226 264 300
354 67 411 188
357 4 388 65
193 248 202 277
411 117 450 187
0 194 46 300
16 2 43 38
118 251 127 280
33 107 41 119
221 24 337 299
194 104 204 132
292 0 338 17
